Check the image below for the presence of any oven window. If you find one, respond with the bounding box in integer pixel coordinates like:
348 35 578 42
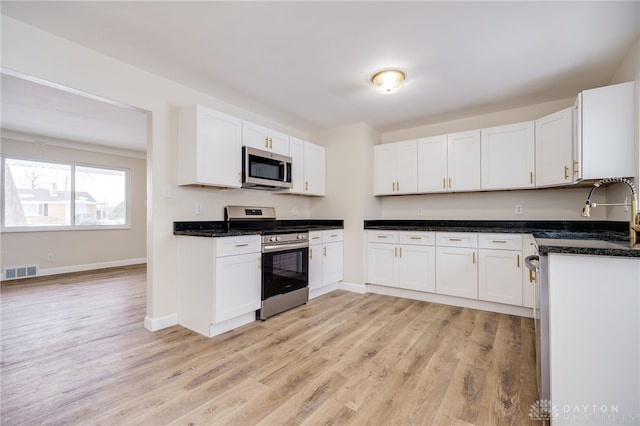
262 247 308 299
249 154 286 182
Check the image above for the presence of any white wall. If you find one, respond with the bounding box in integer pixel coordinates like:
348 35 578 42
1 133 147 275
310 123 381 286
1 16 311 327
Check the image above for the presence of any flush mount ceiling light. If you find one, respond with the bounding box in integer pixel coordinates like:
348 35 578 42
371 69 405 94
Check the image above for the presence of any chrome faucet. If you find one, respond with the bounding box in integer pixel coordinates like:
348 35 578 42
581 177 640 247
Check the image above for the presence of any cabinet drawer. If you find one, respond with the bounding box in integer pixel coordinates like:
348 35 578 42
215 235 261 257
322 229 343 242
399 231 435 246
436 232 478 248
309 231 323 244
479 233 523 250
367 230 399 243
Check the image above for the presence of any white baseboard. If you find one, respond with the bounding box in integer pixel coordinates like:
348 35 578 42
309 282 339 300
144 313 178 332
339 281 367 294
367 284 533 318
29 258 147 279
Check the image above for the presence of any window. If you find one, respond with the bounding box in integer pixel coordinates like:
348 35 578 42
2 157 129 230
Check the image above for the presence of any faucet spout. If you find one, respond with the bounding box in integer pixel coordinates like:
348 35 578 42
580 177 639 247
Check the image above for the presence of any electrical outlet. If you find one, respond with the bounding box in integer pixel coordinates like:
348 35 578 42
515 204 524 215
162 184 172 199
292 207 298 216
417 207 424 216
47 253 54 262
195 202 203 215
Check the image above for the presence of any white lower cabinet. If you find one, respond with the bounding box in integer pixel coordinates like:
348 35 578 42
177 235 261 337
309 230 343 295
215 252 261 323
367 231 436 292
478 234 523 305
367 230 532 312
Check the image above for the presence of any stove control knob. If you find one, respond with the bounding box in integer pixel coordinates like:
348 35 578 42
270 236 277 242
297 234 305 240
276 236 282 242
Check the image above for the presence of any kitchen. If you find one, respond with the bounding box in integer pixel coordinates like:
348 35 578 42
1 2 639 425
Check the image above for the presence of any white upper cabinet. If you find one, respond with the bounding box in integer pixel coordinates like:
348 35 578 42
418 135 448 193
481 121 535 190
374 139 418 195
242 121 290 156
178 105 242 188
288 137 326 196
447 130 481 192
575 81 635 180
535 107 574 187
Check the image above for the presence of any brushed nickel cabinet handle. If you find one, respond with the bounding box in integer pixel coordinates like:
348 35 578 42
309 248 313 260
448 177 452 188
257 256 262 268
394 247 398 257
517 254 521 268
442 178 446 189
449 238 462 242
564 166 569 180
235 243 249 247
377 235 388 239
472 252 476 264
264 136 269 148
323 247 327 256
399 247 402 257
573 160 579 176
530 172 534 184
492 240 508 244
410 237 422 240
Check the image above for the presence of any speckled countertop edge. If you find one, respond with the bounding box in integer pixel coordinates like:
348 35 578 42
364 220 639 258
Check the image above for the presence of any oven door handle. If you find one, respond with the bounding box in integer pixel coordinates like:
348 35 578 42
524 255 539 272
262 242 309 253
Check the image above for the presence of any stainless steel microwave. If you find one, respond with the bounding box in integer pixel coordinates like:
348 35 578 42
242 146 293 190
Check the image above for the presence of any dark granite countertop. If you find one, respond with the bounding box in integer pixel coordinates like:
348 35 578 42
174 219 343 238
364 220 640 258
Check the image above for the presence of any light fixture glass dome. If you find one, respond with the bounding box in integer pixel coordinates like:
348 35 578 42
371 69 405 94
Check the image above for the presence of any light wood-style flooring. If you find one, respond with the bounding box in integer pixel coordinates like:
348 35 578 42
1 265 539 425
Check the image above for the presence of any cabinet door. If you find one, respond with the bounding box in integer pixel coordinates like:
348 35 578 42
418 135 448 193
322 241 343 285
308 244 322 291
436 246 478 299
395 140 418 194
447 130 481 192
481 121 535 190
215 252 261 323
268 129 290 156
242 121 270 151
580 81 635 180
178 105 242 188
303 142 326 196
478 249 522 305
374 144 397 195
399 245 435 292
535 108 574 187
367 243 397 286
288 136 305 194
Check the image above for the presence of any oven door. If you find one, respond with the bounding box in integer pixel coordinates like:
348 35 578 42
262 247 308 300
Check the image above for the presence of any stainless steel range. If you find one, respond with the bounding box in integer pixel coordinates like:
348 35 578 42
225 206 309 320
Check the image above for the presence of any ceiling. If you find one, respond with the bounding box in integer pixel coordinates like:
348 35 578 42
1 1 639 151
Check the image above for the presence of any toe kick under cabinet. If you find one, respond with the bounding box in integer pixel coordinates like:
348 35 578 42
366 230 532 315
177 234 262 337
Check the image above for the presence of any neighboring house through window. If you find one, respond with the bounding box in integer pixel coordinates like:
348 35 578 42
1 157 129 229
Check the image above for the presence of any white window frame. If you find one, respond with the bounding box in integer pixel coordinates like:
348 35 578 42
1 155 131 232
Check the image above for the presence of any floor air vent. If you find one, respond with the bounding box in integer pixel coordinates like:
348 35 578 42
4 265 38 280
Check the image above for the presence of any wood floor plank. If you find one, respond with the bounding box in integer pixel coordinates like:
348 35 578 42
1 266 538 425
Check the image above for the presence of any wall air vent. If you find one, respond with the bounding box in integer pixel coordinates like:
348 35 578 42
3 265 38 281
